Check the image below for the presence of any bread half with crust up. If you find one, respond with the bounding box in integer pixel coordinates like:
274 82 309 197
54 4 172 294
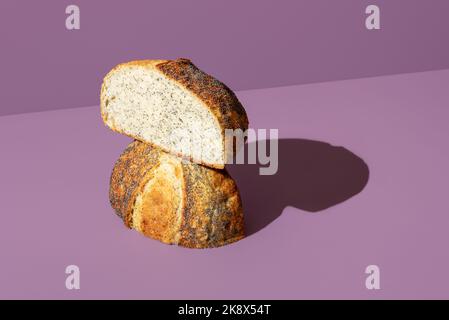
109 140 245 249
101 58 249 169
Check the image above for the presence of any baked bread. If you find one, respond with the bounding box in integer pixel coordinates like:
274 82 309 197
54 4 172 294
109 140 245 248
101 58 249 169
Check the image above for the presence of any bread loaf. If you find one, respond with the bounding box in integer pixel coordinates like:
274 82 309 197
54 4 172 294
101 58 249 169
109 140 245 248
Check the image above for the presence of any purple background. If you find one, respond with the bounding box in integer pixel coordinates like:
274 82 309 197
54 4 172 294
1 70 449 299
1 0 449 300
1 0 449 115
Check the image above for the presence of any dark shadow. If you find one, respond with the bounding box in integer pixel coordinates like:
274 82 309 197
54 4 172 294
227 139 370 236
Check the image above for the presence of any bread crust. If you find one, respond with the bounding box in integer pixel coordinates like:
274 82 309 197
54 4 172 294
156 58 249 135
109 141 162 227
109 141 245 248
100 59 249 169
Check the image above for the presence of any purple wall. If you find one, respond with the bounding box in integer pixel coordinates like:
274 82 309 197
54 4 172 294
1 0 449 116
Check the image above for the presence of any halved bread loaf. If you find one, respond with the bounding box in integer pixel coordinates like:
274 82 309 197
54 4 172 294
101 58 249 169
109 141 245 249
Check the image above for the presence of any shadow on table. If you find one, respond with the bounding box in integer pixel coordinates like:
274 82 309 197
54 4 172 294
227 138 370 237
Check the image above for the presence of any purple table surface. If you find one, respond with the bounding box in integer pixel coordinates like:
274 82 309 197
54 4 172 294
1 69 449 299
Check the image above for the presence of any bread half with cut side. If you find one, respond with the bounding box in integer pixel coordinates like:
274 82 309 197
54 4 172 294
101 58 249 169
109 140 245 249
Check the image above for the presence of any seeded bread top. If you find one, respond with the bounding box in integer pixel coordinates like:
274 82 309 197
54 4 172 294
156 58 249 133
109 141 245 248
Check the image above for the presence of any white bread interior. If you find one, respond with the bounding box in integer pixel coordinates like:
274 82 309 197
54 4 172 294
101 63 224 167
